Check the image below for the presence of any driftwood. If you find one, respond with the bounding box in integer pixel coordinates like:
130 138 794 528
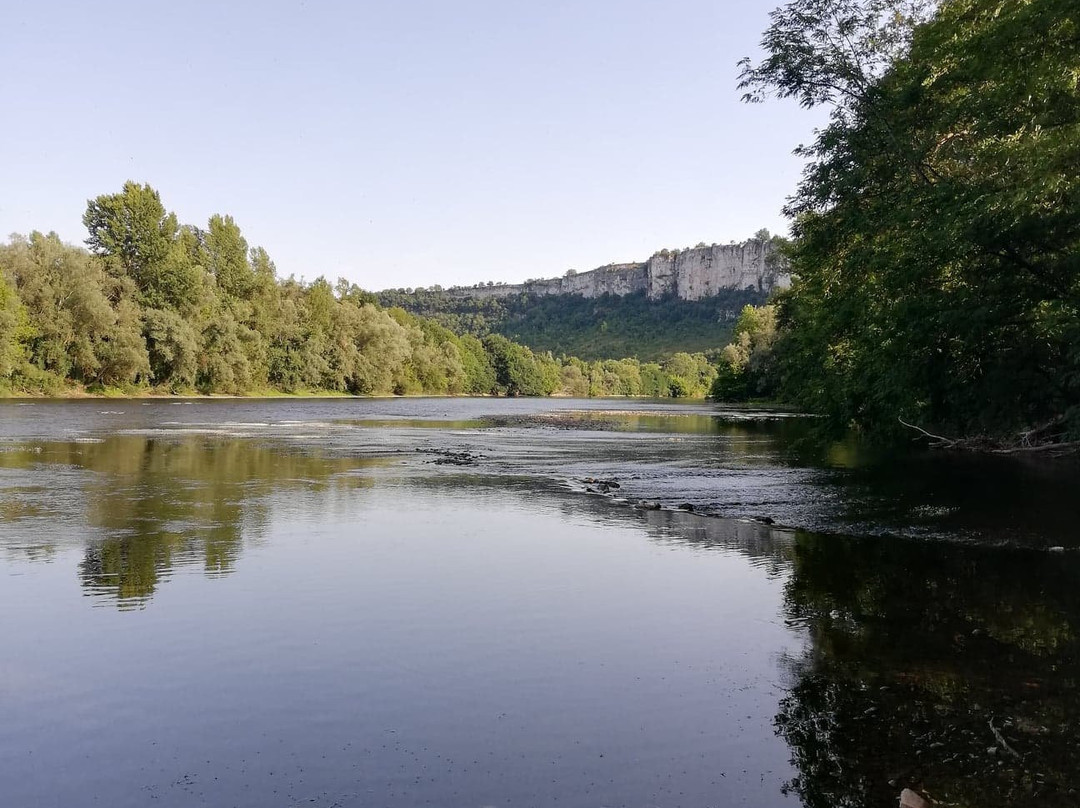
897 418 958 447
898 417 1080 456
993 440 1080 455
1017 416 1068 445
988 719 1023 760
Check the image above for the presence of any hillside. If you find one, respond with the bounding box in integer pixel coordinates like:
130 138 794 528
377 288 768 361
377 238 785 360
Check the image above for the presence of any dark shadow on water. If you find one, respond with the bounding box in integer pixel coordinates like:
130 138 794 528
836 449 1080 547
412 473 1080 806
776 530 1080 808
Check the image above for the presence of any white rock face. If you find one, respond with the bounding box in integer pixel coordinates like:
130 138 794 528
650 242 789 300
445 240 788 302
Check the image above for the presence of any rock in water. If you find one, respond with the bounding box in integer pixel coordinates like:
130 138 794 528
900 788 931 808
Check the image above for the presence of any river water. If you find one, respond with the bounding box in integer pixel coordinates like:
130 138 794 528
0 397 1077 808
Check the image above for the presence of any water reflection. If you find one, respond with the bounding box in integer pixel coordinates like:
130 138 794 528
412 476 1080 805
1 400 1079 808
839 451 1080 546
0 437 378 607
776 531 1080 808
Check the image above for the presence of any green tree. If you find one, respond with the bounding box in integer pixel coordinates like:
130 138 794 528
711 304 779 400
743 0 1080 440
560 361 590 397
143 308 199 389
639 362 669 398
2 232 149 387
459 334 497 393
0 272 26 379
206 214 256 300
663 352 717 398
484 334 548 396
83 182 199 310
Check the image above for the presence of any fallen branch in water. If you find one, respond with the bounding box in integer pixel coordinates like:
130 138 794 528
1017 416 1067 447
988 719 1022 760
897 418 958 447
993 440 1080 455
898 418 1080 455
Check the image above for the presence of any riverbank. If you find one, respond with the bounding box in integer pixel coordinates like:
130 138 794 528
0 380 373 399
0 385 716 403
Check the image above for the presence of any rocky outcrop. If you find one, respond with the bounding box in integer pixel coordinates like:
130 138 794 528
446 240 788 302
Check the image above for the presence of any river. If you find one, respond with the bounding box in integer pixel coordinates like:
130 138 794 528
1 397 1077 807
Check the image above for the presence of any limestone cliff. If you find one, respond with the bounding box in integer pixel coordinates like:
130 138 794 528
445 240 788 302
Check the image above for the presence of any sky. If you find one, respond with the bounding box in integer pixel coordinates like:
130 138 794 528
1 0 823 290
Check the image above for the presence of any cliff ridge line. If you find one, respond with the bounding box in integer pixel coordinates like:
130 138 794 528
433 239 789 302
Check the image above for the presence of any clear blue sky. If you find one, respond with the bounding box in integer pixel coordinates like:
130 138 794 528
2 0 821 290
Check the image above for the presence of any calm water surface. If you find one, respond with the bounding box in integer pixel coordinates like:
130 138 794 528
1 398 1078 808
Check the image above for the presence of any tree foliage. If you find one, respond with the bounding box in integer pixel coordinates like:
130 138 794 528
738 0 936 116
1 184 728 399
377 288 768 361
741 0 1080 440
711 304 780 400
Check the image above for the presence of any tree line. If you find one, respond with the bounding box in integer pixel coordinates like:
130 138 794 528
717 0 1079 444
0 183 718 399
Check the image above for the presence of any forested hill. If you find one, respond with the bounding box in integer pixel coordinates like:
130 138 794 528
377 235 786 360
375 287 768 361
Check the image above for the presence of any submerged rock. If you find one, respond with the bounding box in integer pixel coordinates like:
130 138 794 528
426 448 482 466
580 477 621 494
900 788 931 808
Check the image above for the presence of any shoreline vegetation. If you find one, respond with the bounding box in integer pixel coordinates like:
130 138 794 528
0 387 719 402
0 183 720 403
719 0 1080 453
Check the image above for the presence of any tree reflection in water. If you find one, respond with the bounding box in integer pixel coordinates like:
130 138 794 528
776 531 1080 808
0 437 375 607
